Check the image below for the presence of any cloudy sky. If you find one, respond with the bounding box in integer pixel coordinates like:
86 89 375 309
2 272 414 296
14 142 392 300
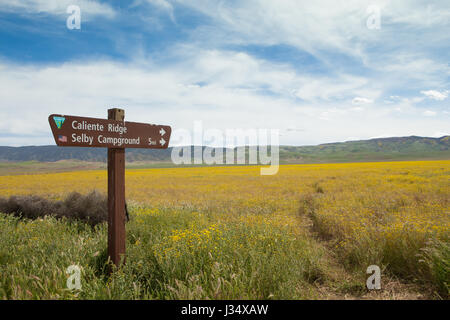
0 0 449 146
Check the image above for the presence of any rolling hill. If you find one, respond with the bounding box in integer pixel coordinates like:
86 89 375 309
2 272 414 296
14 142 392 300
0 135 448 164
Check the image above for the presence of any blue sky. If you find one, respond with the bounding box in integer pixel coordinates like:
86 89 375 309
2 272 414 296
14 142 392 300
0 0 449 146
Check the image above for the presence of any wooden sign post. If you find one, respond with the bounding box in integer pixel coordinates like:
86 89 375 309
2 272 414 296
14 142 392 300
49 108 172 267
107 108 126 266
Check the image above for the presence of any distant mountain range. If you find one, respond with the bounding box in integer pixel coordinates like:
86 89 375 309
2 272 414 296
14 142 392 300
0 136 449 164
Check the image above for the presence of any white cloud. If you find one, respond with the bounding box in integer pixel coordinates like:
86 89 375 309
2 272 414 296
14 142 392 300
370 55 450 89
171 1 449 60
2 1 442 107
154 1 450 111
423 110 437 117
430 131 450 138
286 127 304 132
146 0 175 22
387 3 450 27
0 0 447 147
431 132 449 137
370 134 396 139
0 28 448 148
1 55 446 146
352 97 373 105
0 0 116 19
173 0 373 57
420 90 448 101
292 76 379 102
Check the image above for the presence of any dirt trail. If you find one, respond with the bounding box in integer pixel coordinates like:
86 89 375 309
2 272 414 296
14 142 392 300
296 212 431 300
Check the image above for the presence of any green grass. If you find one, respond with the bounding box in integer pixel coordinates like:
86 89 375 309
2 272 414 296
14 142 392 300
0 207 327 300
418 239 450 296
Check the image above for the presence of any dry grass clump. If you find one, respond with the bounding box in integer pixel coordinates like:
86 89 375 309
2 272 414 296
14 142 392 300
0 190 107 226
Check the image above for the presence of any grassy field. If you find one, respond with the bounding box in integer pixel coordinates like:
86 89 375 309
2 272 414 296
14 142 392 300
0 160 105 176
0 160 223 176
0 161 448 299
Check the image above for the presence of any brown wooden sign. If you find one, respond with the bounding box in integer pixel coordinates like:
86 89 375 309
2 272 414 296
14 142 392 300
49 109 172 268
49 114 171 149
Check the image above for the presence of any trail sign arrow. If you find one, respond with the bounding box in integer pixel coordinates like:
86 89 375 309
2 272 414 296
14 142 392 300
160 138 166 146
159 128 166 136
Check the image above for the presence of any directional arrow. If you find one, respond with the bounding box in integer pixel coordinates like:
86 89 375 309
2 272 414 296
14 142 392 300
160 138 166 146
159 128 166 136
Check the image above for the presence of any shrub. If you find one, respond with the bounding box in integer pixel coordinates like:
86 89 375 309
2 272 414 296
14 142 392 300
0 191 108 226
